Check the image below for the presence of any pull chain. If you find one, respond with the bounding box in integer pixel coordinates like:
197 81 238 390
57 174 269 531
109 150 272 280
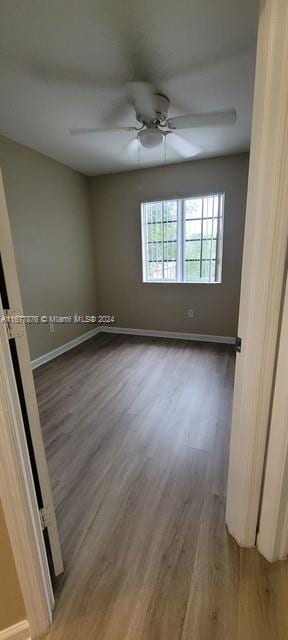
137 137 141 168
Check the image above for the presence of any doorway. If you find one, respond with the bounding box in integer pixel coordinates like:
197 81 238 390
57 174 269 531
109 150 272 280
2 0 288 637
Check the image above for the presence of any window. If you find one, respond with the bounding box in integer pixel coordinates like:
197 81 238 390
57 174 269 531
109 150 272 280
141 194 224 283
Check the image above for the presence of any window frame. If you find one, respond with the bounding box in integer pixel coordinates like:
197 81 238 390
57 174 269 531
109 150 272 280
141 193 225 284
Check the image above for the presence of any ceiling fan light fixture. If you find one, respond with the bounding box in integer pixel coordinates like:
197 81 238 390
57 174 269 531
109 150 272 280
137 128 164 149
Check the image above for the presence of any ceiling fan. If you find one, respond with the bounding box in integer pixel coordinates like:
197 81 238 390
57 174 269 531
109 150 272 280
69 81 237 156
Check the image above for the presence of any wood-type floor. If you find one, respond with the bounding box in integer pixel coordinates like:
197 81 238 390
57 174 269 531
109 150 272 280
34 333 288 640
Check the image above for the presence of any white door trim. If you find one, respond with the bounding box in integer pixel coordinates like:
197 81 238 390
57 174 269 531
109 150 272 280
257 270 288 561
0 297 53 637
226 0 288 546
0 169 63 576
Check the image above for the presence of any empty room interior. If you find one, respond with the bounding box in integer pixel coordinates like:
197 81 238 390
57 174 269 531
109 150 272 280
2 1 288 639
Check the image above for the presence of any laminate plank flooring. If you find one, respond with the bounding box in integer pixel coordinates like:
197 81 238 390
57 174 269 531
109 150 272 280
34 333 288 640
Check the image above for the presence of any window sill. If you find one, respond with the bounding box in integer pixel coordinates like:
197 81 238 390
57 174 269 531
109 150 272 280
142 280 222 285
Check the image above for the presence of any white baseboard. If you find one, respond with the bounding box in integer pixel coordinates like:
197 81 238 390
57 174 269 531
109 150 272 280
99 326 235 344
31 325 235 369
31 327 100 369
0 621 31 640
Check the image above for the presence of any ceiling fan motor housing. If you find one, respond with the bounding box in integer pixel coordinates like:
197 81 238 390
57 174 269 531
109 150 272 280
136 93 170 125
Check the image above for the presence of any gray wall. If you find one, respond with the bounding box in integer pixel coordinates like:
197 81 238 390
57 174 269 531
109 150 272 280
0 135 97 360
0 136 248 358
90 153 249 337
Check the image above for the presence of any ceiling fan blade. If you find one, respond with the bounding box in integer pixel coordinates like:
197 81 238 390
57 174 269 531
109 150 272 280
167 109 237 130
167 134 201 159
125 138 139 157
69 126 138 135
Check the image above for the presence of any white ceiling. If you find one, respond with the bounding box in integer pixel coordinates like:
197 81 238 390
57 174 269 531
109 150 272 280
0 0 259 175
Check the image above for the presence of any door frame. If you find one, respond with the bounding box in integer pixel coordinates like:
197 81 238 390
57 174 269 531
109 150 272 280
226 0 288 549
257 267 288 561
0 293 53 637
0 170 55 638
0 169 63 578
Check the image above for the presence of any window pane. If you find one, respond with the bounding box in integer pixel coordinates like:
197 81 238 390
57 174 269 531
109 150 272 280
163 200 178 222
212 219 218 239
142 194 224 284
164 261 176 279
201 260 209 278
148 262 157 279
185 198 202 219
201 259 216 280
185 260 201 280
202 214 219 239
202 239 213 260
185 219 202 240
183 194 223 283
148 222 162 242
163 206 177 279
142 200 178 281
164 221 177 241
202 218 213 239
211 259 216 280
164 241 177 261
148 241 163 262
156 202 162 223
203 196 214 218
185 240 201 260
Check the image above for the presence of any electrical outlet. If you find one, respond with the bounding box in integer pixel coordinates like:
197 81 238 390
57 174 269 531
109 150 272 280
188 309 194 319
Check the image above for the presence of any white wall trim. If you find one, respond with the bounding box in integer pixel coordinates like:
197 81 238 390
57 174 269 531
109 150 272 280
257 271 288 561
226 0 288 548
0 621 31 640
31 327 100 369
31 326 234 370
100 326 235 344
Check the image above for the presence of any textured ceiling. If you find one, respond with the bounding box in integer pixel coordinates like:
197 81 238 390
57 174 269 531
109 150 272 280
0 0 259 175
